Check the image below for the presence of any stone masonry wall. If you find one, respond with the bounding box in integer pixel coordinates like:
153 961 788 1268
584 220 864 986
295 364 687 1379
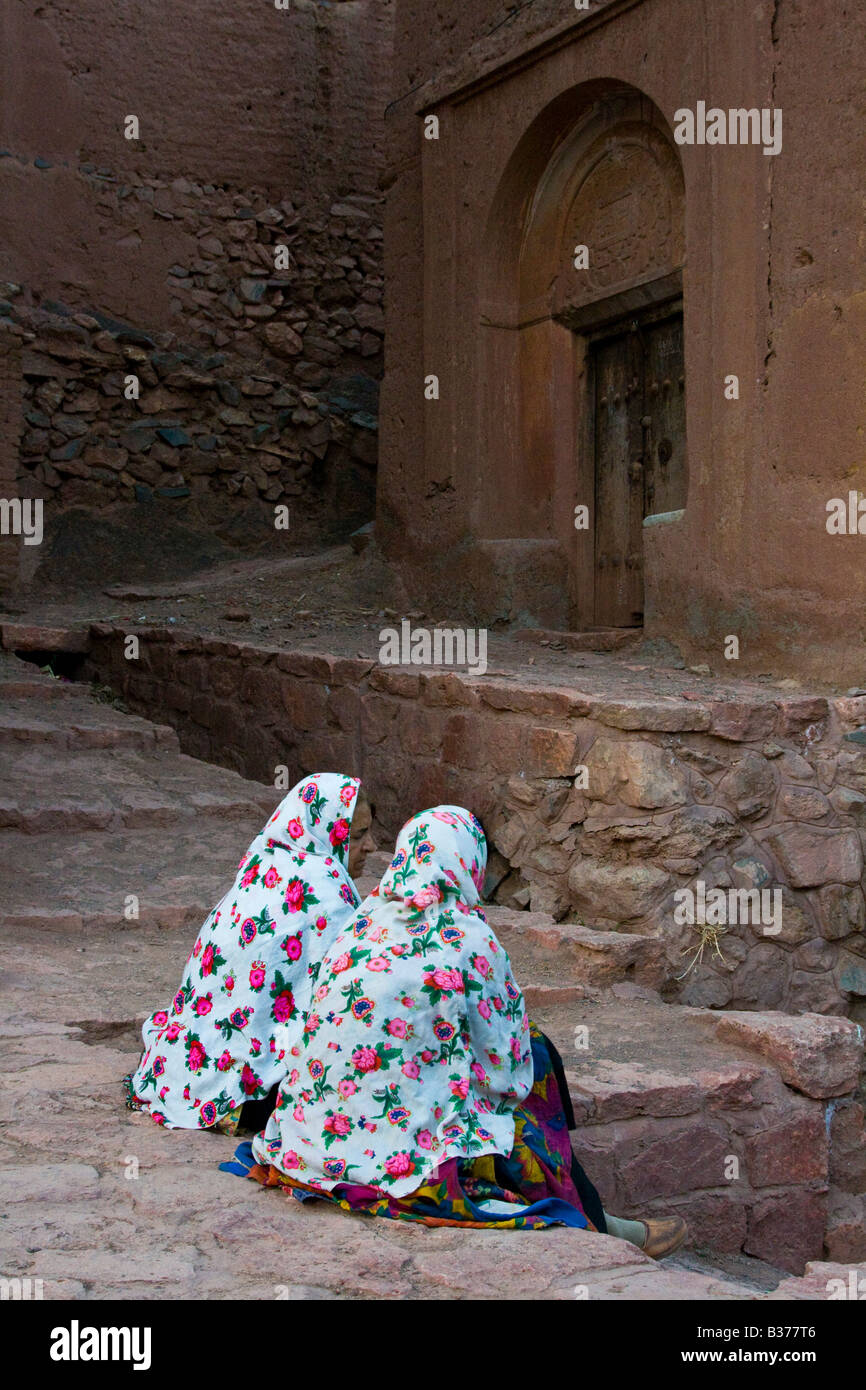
0 326 23 589
1 0 391 566
83 624 866 1022
3 184 382 540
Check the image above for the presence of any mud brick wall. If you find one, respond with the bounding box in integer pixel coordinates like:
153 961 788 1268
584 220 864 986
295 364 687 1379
382 0 866 683
85 623 866 1021
4 189 382 540
2 0 390 554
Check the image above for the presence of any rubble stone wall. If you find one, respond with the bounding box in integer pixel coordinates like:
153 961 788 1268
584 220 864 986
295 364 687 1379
0 327 23 589
84 624 866 1021
1 0 391 555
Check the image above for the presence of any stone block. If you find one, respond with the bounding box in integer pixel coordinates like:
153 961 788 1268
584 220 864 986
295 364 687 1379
368 667 421 698
280 677 329 733
239 665 282 709
730 856 772 890
584 737 687 809
1 624 89 653
829 1100 866 1193
618 1119 730 1205
328 686 360 734
448 715 526 776
777 784 831 822
656 804 738 858
693 1063 767 1110
745 1189 826 1274
766 824 862 888
590 698 710 732
829 785 866 821
792 938 837 971
837 952 866 997
824 1191 866 1262
771 1259 866 1300
749 887 815 946
717 751 776 819
834 696 866 730
527 726 579 777
789 969 844 1016
359 692 399 746
422 672 478 708
398 705 450 759
568 859 671 921
743 1105 827 1187
569 1061 703 1122
775 697 828 736
713 1010 863 1098
654 1193 748 1254
814 883 866 940
479 683 590 718
707 700 777 741
729 943 792 1011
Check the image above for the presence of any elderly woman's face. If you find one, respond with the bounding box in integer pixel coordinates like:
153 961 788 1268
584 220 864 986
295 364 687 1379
348 790 376 878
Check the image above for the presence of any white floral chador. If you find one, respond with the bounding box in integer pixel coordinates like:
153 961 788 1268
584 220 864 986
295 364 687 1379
128 773 362 1129
251 806 533 1197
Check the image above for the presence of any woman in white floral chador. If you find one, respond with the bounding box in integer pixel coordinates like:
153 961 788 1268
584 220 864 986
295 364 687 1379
126 773 363 1131
249 805 534 1195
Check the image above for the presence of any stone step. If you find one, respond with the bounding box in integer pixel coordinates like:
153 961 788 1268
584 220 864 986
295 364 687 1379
0 745 276 833
0 694 181 753
486 905 667 992
514 626 642 653
1 820 273 931
0 898 841 1298
0 649 88 699
3 659 863 1287
527 987 864 1273
0 622 90 654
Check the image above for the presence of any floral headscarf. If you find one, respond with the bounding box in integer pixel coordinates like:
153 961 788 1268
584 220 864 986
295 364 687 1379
128 774 362 1129
251 806 533 1197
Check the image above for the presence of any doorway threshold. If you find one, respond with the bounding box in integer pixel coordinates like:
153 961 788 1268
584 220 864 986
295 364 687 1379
513 626 642 654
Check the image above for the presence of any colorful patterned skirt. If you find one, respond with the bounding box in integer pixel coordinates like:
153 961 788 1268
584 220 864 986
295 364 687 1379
220 1028 605 1232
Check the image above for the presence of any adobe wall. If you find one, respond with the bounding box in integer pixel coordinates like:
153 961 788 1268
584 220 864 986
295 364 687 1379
1 0 391 572
84 622 866 1022
379 0 866 683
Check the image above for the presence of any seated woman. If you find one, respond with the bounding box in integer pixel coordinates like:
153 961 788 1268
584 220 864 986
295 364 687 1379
221 805 687 1257
125 773 374 1132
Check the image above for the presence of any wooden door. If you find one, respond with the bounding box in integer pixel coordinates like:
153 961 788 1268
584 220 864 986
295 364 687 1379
591 308 686 626
641 314 687 519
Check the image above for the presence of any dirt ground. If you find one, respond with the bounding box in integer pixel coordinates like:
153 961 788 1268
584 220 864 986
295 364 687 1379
4 537 855 704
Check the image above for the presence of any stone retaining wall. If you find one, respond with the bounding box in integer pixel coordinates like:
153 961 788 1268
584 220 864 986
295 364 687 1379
83 624 866 1019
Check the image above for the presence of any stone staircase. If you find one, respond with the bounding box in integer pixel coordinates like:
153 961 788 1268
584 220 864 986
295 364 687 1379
1 648 864 1299
358 848 866 1272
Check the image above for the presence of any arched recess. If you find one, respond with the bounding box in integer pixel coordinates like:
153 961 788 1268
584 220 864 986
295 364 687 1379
478 81 686 629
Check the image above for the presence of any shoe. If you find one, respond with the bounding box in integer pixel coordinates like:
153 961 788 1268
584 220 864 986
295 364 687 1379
639 1215 689 1260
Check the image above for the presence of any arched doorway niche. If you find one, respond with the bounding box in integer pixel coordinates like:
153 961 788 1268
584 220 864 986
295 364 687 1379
478 81 687 629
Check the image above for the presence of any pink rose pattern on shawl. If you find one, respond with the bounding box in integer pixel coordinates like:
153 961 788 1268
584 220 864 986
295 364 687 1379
129 774 361 1129
251 805 533 1198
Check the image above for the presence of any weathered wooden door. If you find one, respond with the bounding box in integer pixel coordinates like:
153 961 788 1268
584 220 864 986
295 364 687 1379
591 308 686 626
